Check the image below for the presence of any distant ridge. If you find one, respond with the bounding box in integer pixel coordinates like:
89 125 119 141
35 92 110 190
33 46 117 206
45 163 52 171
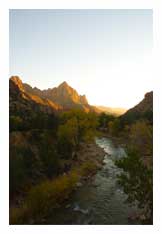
96 106 127 116
10 76 152 120
10 76 96 113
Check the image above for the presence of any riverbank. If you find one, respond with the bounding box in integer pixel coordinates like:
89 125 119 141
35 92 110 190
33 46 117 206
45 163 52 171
76 140 106 168
10 139 106 224
44 137 139 225
98 131 128 148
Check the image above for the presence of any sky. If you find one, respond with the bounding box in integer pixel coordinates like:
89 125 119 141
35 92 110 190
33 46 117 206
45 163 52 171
10 9 153 109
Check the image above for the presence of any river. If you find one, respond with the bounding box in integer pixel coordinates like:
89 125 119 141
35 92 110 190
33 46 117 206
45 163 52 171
46 137 139 224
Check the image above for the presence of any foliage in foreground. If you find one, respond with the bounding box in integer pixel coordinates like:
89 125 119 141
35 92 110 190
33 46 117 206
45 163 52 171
10 131 60 196
115 147 153 224
10 160 98 224
10 109 99 197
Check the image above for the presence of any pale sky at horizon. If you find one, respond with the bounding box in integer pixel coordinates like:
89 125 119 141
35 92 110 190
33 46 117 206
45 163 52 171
10 9 153 109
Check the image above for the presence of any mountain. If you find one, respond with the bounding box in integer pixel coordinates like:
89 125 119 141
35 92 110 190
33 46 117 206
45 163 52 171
10 76 96 114
10 76 62 116
44 81 88 106
10 76 25 92
120 91 153 124
96 106 127 116
23 79 95 112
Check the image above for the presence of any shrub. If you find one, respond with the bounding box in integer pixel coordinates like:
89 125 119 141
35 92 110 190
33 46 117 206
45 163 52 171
10 205 28 224
9 146 40 196
79 161 98 176
57 117 78 159
98 112 115 129
129 120 153 156
10 115 23 131
108 118 121 136
115 147 153 223
10 170 79 224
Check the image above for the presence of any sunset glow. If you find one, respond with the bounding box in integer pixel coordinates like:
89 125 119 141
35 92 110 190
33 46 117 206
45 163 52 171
10 9 153 109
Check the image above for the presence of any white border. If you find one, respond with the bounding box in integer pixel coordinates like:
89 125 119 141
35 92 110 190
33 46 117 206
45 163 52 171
9 0 153 9
0 0 162 233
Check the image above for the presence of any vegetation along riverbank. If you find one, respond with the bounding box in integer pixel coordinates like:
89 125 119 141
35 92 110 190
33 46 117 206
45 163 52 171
10 76 153 224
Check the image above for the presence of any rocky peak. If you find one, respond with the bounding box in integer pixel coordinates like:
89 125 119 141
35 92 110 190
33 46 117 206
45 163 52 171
58 81 69 88
10 76 93 112
144 91 153 100
135 91 153 113
10 76 24 92
37 81 89 108
56 81 74 95
80 95 88 105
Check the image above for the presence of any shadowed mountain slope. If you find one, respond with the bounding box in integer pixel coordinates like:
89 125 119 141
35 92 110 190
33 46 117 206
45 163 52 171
10 76 62 115
120 91 153 124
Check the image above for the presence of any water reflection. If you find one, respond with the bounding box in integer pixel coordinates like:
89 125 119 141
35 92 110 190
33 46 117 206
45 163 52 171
47 138 138 224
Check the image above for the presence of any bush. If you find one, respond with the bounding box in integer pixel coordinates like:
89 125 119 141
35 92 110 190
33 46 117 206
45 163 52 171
129 120 153 157
57 117 78 159
39 141 60 178
79 161 98 176
10 205 28 224
98 113 115 129
9 159 99 224
115 147 153 223
108 118 121 136
10 115 23 131
9 146 40 196
10 170 79 224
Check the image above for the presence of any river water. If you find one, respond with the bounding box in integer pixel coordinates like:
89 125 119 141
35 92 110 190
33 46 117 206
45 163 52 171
46 137 138 224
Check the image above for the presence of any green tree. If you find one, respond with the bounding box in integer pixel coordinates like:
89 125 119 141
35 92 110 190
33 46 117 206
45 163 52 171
10 146 40 196
77 112 98 142
40 143 60 178
57 117 78 159
98 112 115 129
108 118 121 136
130 120 153 157
35 130 61 178
10 115 23 131
115 148 153 224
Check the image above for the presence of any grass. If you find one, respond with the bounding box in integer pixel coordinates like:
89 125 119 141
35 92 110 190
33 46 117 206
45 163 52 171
10 160 98 224
79 161 99 176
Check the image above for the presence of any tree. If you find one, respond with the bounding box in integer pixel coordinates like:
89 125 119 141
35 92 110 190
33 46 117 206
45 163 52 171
10 146 40 196
40 143 60 178
108 118 121 136
98 113 115 129
10 115 23 131
115 147 153 224
57 117 78 159
77 112 98 142
129 120 153 157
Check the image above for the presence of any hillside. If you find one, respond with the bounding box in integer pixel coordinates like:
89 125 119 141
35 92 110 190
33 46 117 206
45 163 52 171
9 78 153 224
9 76 61 131
23 79 94 112
120 91 153 124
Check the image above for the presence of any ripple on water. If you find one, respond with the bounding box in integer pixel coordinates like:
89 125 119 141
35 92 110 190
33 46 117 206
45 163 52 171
48 137 139 224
